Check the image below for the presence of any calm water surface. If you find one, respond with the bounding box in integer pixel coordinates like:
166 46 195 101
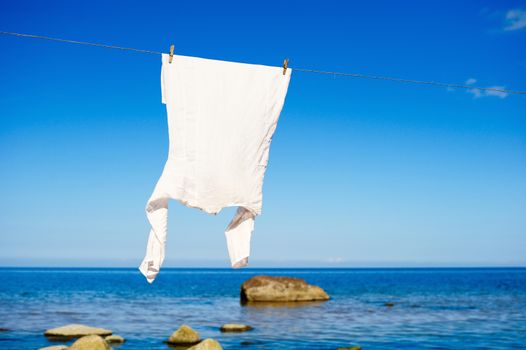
0 268 525 349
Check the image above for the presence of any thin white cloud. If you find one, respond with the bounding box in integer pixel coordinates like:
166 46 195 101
484 87 509 98
467 88 481 98
326 257 345 264
465 78 508 98
504 9 526 31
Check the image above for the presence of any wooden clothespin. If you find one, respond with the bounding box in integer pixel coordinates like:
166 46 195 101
283 58 289 75
169 44 174 64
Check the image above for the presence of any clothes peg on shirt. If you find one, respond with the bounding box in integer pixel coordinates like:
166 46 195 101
283 58 289 75
169 44 174 63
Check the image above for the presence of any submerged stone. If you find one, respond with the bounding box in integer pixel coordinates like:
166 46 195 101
166 324 200 345
104 334 125 343
220 324 253 332
44 324 112 340
188 338 223 350
69 335 112 350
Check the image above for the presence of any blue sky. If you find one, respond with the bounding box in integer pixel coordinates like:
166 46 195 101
0 0 525 267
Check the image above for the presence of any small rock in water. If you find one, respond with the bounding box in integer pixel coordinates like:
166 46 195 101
188 338 223 350
337 346 362 350
219 324 253 332
240 275 330 302
69 335 112 350
104 334 125 343
44 324 112 340
0 327 10 332
384 302 396 307
38 346 68 350
166 324 201 345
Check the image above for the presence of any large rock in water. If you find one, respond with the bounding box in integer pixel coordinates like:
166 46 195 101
166 324 201 345
188 339 223 350
38 346 68 350
69 335 112 350
240 276 330 302
44 324 112 340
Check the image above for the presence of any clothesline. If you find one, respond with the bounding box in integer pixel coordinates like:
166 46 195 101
1 30 525 96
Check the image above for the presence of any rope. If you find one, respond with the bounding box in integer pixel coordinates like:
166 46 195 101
0 31 162 55
1 30 525 96
292 68 525 95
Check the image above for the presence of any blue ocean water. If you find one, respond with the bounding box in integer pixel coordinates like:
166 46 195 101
0 268 525 350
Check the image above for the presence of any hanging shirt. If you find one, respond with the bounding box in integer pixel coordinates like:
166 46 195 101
139 53 291 283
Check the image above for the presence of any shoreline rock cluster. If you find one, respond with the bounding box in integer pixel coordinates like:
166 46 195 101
164 324 254 349
41 324 125 350
36 276 349 349
40 323 245 350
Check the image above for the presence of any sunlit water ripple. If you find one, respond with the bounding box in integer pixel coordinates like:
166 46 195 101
0 268 525 349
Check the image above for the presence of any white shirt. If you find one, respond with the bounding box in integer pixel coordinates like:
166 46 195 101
139 53 291 283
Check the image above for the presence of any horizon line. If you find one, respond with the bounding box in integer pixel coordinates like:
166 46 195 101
1 265 525 269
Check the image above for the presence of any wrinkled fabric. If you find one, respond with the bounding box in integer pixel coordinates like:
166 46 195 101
139 53 291 283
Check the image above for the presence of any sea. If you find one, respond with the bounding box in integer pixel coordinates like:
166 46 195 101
0 267 525 349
